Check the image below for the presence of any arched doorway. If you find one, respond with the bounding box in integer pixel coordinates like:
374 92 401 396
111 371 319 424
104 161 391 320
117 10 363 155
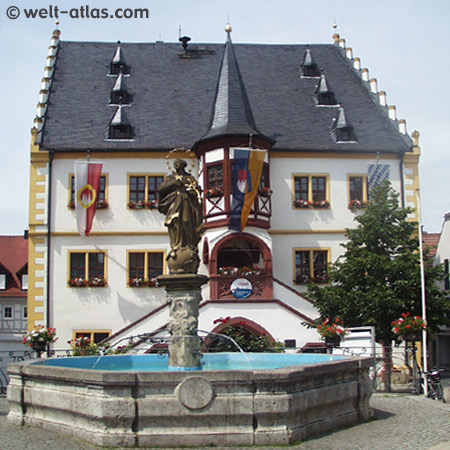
207 316 278 352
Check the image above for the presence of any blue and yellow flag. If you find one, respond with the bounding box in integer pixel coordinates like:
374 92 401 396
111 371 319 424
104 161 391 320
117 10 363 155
229 149 265 231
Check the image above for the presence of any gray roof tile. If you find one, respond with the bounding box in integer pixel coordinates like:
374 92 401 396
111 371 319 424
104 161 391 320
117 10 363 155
40 40 413 154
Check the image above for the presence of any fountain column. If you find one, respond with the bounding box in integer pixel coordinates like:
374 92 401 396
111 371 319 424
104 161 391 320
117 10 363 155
157 274 209 370
157 158 207 370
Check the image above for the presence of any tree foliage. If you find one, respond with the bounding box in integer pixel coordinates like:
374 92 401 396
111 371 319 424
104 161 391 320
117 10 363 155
308 181 449 344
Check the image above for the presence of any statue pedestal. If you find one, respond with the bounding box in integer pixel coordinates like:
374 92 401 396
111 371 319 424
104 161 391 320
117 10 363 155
157 274 209 370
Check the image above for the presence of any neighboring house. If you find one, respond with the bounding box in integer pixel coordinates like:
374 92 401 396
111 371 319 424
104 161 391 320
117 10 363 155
0 235 28 353
26 27 421 350
434 213 450 369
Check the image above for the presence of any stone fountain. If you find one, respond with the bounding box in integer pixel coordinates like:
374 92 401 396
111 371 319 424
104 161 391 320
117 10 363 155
7 160 373 447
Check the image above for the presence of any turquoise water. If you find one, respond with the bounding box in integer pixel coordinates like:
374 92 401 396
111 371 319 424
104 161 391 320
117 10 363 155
33 353 345 372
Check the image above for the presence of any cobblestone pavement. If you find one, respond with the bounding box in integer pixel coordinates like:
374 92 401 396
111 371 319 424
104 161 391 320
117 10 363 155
1 393 449 450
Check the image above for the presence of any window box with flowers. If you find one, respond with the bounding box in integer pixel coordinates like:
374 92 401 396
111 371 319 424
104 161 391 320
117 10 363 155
294 199 312 208
258 187 272 198
23 325 58 354
128 277 160 287
205 187 224 198
145 200 158 209
68 277 107 287
313 200 330 208
349 199 367 209
68 200 108 209
217 265 263 276
392 313 426 342
128 200 146 209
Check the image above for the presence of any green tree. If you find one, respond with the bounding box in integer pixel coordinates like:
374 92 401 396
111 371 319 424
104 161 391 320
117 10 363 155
308 181 449 345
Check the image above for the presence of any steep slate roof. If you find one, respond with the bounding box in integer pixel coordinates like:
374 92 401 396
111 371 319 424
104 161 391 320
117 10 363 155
200 34 268 142
40 39 413 153
0 236 28 298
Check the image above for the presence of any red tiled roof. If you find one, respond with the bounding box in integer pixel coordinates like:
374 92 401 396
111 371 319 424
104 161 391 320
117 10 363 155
422 232 440 258
0 235 28 298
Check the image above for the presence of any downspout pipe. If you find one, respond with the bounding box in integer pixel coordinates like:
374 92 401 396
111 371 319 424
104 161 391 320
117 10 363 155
46 150 54 329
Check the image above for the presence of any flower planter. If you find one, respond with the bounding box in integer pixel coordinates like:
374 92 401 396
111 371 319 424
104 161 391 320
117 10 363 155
325 336 341 349
31 341 47 353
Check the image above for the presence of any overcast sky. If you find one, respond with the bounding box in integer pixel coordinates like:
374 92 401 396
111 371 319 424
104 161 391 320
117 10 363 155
0 0 449 235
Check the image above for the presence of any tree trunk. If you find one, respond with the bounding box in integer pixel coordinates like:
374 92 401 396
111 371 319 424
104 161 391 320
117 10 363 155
382 343 392 393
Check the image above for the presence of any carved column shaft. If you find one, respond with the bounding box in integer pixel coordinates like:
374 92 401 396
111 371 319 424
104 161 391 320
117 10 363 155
157 274 209 370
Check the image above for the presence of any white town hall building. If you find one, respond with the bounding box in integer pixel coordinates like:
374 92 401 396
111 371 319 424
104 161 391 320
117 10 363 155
26 26 420 350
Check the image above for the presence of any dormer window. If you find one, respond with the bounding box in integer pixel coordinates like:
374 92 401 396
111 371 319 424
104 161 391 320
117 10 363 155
109 124 133 139
21 274 28 291
108 107 133 140
110 72 131 105
110 43 129 75
333 107 356 142
300 48 320 77
316 73 337 106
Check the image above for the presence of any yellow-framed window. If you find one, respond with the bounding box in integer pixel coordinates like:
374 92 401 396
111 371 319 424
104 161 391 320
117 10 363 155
73 330 111 344
293 248 330 284
127 250 165 286
68 251 107 287
292 174 330 207
127 174 165 207
68 173 108 208
348 174 368 208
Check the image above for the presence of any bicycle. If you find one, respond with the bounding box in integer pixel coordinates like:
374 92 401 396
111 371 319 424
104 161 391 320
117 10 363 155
424 367 446 402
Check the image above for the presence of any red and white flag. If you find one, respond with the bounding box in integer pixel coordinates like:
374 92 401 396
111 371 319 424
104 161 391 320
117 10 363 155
74 161 102 237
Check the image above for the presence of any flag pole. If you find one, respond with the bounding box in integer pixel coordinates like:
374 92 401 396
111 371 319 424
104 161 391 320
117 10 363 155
416 188 428 396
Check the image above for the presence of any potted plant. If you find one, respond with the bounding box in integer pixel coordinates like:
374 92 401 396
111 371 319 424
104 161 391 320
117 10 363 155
392 313 426 342
316 318 348 350
349 199 367 209
23 325 58 355
68 336 99 356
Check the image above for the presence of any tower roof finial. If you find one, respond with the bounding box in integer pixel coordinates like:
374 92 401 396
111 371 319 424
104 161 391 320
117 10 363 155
332 21 340 42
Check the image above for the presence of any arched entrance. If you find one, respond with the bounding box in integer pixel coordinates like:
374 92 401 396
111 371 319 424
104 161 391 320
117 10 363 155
209 232 273 299
207 316 277 352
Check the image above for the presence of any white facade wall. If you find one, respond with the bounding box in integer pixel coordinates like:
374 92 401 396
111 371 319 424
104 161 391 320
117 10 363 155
49 153 404 348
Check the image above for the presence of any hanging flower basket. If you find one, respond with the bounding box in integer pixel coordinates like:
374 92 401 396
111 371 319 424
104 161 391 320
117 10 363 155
392 313 426 341
23 325 58 352
325 335 341 349
315 318 348 342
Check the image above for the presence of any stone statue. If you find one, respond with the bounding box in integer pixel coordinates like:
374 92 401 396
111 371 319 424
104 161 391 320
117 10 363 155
158 159 204 274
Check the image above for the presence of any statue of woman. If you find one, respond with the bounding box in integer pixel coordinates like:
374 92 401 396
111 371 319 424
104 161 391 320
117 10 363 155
158 159 204 273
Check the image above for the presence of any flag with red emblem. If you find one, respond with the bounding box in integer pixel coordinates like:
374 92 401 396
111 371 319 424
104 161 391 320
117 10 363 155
74 161 103 237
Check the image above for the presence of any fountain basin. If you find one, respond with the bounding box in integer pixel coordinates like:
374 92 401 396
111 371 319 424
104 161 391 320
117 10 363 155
7 354 373 447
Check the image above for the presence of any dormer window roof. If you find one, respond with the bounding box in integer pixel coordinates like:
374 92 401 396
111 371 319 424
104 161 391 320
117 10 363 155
110 43 129 75
333 107 356 142
316 73 338 105
108 106 133 139
300 48 320 77
110 72 131 105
